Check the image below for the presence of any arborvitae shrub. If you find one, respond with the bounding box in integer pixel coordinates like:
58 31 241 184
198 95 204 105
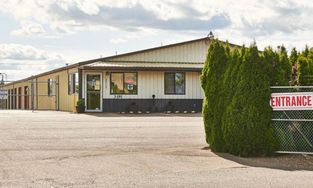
296 46 313 85
202 42 279 156
290 48 298 66
277 46 292 85
221 48 241 150
200 40 228 151
263 47 279 85
298 55 311 85
289 48 299 85
229 45 277 156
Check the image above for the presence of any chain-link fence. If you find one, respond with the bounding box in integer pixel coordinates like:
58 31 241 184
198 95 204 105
271 86 313 154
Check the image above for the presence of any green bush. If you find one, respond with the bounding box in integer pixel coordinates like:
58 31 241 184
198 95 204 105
297 47 313 86
201 41 279 156
200 40 228 151
290 48 298 66
76 99 85 113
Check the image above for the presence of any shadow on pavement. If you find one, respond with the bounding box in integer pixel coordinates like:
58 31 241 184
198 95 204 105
213 151 313 171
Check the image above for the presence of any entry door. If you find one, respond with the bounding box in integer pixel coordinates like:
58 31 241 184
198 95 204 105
24 86 29 109
18 87 22 109
86 73 102 112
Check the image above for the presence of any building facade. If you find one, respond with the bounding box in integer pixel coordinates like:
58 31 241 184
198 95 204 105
1 37 216 113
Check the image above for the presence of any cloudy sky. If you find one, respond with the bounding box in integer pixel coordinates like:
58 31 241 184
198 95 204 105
1 0 313 81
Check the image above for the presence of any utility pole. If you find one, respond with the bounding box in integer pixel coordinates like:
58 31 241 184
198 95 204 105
0 73 7 84
0 73 8 109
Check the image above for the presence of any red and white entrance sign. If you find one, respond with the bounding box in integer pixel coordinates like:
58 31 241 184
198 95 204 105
271 92 313 111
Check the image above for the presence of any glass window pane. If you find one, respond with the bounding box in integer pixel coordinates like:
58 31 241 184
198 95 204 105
111 73 124 94
68 74 73 94
124 73 137 94
165 73 175 94
175 73 185 94
87 75 101 91
48 78 53 96
75 73 79 93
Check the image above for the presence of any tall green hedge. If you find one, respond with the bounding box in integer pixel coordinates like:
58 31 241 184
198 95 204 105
201 41 287 156
201 40 313 156
200 40 228 151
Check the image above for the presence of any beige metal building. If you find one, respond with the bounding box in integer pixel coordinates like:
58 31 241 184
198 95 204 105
1 36 223 112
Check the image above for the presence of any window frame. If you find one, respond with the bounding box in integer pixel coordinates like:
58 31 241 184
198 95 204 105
164 72 186 95
74 72 79 93
110 72 138 95
47 78 53 97
68 72 79 95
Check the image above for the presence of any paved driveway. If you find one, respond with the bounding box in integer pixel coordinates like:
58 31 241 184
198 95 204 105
0 110 312 187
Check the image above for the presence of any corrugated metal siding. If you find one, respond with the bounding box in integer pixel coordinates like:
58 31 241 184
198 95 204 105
3 68 79 111
107 40 209 63
99 71 203 99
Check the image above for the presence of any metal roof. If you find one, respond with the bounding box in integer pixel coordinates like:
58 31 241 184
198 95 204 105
82 61 204 71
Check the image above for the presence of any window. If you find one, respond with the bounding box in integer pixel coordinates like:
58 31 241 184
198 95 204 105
68 74 73 94
48 78 53 96
75 73 79 93
68 73 79 94
165 72 185 94
110 72 137 94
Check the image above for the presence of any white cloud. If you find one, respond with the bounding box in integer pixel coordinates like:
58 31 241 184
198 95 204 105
0 0 231 34
110 38 127 44
0 1 309 39
0 43 67 81
11 21 46 37
0 43 49 60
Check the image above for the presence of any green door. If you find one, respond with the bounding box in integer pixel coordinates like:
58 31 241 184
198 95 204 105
86 74 101 111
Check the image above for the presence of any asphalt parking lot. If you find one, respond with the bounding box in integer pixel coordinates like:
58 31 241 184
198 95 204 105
0 110 313 187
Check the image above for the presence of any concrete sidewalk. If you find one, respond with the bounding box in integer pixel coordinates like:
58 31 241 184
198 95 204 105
0 110 312 187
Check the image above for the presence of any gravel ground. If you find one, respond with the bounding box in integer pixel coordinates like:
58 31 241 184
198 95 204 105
0 110 313 187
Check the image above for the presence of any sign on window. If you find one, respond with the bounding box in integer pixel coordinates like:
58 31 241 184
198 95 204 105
0 89 8 100
127 84 134 91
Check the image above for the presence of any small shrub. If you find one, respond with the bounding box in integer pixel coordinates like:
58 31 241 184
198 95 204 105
76 99 85 113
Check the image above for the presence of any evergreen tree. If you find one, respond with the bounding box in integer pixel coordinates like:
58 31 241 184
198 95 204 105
221 48 241 151
289 48 299 85
303 45 310 57
263 47 279 85
290 48 298 66
276 46 292 85
298 51 313 85
222 44 277 156
201 41 280 156
200 40 228 151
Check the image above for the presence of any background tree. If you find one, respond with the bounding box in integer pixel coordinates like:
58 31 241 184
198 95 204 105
273 46 292 85
289 48 299 85
290 48 298 66
263 47 279 85
298 49 313 85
